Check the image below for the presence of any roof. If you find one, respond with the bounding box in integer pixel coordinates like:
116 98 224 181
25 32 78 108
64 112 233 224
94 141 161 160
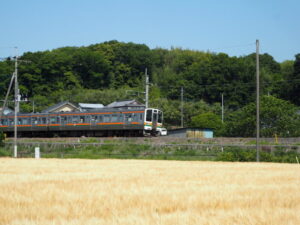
78 103 104 109
106 99 144 108
42 101 79 113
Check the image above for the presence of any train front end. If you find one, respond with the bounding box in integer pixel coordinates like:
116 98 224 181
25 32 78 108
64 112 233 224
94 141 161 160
144 108 163 136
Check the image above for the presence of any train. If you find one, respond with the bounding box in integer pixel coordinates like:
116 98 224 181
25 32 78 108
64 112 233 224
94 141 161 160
0 107 163 137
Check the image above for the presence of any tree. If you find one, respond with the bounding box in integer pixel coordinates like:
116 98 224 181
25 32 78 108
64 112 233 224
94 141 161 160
225 96 300 137
285 54 300 105
190 112 224 136
0 131 4 146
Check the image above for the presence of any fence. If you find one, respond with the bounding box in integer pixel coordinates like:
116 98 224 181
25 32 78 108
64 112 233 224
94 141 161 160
1 141 300 163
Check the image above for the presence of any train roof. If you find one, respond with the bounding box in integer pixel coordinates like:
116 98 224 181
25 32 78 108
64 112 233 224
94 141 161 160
1 107 146 118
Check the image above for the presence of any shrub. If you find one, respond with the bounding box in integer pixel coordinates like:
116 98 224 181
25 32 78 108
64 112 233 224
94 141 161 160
0 132 4 147
217 147 300 163
0 148 9 157
217 147 256 162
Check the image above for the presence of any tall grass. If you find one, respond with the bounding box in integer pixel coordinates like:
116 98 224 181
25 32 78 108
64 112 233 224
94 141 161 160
2 143 299 162
0 159 299 225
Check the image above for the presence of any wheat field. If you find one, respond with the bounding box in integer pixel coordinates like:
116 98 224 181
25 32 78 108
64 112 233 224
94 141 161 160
0 158 299 225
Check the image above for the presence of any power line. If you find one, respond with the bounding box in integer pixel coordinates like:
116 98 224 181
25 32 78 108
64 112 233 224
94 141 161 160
156 78 300 91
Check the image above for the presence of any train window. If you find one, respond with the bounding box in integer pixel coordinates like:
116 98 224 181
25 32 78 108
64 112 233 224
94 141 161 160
67 116 72 123
9 119 14 125
2 119 8 125
146 109 152 122
50 117 58 124
139 114 143 121
111 114 118 122
158 111 162 123
72 116 79 123
23 118 30 125
103 115 110 122
18 118 22 125
80 116 85 123
41 117 47 124
125 114 132 122
61 116 67 124
32 118 38 125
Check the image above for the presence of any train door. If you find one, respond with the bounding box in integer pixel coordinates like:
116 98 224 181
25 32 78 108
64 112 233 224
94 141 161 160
124 113 133 128
90 114 97 127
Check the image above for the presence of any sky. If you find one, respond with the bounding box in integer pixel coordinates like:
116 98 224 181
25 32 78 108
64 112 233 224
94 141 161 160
0 0 299 62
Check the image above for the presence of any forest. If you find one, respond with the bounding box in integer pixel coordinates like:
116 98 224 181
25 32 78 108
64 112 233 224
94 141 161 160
0 40 299 137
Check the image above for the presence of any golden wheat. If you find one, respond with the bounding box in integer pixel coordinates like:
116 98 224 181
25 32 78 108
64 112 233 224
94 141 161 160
0 158 299 225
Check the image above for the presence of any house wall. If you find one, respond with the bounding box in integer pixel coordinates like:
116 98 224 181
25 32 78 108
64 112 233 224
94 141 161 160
168 128 214 138
186 130 213 138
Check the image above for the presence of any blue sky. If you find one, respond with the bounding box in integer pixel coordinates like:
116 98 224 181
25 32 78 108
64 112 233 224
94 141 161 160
0 0 299 62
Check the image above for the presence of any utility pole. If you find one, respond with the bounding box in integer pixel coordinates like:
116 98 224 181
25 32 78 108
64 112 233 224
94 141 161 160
181 87 184 128
221 93 224 123
14 47 19 158
1 47 29 158
145 68 149 108
256 40 260 162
